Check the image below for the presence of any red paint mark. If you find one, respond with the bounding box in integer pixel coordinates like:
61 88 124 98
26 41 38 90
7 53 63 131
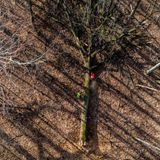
90 72 95 80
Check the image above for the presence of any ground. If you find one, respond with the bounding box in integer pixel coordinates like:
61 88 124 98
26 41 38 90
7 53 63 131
0 0 160 160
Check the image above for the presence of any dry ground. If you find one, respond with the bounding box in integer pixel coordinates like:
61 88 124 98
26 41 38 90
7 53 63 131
0 0 160 159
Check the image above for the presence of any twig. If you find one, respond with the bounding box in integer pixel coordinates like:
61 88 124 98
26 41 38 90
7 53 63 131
156 80 160 84
146 63 160 75
127 0 142 23
136 137 160 153
136 84 159 93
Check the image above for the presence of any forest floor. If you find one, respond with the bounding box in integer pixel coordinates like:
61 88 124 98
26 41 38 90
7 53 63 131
0 0 160 160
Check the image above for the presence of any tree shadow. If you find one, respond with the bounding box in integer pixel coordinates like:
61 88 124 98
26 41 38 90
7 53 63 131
86 79 101 154
1 102 94 160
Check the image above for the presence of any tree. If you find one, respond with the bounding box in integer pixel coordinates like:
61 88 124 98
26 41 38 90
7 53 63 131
0 5 46 73
28 0 156 147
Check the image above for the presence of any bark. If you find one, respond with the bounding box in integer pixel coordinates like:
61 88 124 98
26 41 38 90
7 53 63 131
80 57 91 146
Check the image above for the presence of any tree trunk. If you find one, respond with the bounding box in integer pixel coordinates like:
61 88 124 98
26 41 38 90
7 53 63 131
80 57 91 147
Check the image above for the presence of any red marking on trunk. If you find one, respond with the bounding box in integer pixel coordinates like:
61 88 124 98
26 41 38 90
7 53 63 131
90 72 95 80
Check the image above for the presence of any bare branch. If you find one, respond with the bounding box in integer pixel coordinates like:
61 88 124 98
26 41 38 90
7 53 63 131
0 7 45 70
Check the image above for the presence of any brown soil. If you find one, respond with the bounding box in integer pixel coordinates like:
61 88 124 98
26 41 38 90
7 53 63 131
0 0 160 160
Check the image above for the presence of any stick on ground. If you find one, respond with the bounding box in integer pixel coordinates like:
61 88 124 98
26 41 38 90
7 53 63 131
146 63 160 75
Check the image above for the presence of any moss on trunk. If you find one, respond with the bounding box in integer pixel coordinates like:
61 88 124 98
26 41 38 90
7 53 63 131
80 57 91 146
